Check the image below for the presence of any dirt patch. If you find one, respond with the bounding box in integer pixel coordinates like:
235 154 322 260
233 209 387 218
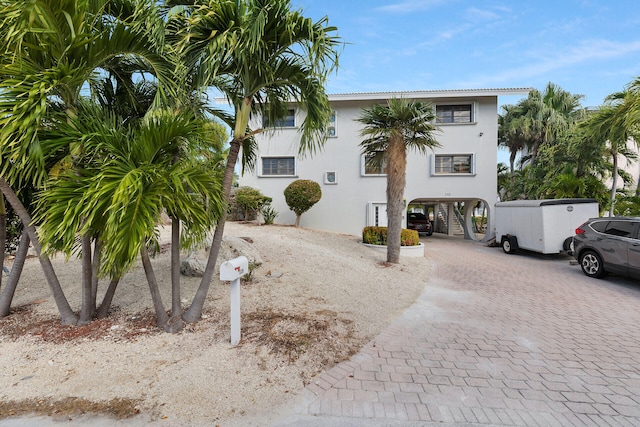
0 397 140 420
243 309 357 367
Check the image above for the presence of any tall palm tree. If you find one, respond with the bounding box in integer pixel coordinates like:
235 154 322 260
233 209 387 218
171 0 341 323
357 98 440 264
508 83 585 166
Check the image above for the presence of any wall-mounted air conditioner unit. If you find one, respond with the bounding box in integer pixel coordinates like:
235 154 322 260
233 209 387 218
324 171 337 184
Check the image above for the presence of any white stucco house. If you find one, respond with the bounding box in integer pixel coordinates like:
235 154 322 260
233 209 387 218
238 88 531 240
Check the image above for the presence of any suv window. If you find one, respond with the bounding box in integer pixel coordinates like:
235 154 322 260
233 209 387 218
590 221 609 233
604 220 636 237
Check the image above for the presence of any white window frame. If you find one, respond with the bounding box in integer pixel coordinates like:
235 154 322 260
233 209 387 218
262 108 297 128
431 153 476 175
360 153 387 176
435 102 477 125
260 156 297 177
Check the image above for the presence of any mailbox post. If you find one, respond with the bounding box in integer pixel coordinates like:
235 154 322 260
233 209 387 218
220 256 248 346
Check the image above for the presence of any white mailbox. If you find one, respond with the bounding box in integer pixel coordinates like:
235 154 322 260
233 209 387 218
220 256 248 281
220 255 248 346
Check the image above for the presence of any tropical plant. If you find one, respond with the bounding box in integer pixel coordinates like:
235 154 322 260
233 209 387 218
34 107 225 329
235 187 272 223
500 83 585 167
0 0 181 325
582 91 639 215
284 179 322 227
357 98 440 263
171 0 341 323
260 202 278 225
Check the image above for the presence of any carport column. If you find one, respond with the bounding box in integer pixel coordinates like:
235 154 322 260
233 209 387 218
463 202 474 240
447 203 455 236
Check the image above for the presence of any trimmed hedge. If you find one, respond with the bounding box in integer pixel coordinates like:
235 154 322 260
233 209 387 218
362 226 420 246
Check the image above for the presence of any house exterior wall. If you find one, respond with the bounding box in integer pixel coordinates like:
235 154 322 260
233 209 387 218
238 89 530 237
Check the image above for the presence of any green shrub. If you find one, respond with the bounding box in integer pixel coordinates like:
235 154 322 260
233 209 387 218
362 226 419 246
260 202 278 225
235 187 272 222
283 179 322 227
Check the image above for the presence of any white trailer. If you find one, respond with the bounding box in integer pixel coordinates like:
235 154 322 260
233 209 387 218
495 199 599 254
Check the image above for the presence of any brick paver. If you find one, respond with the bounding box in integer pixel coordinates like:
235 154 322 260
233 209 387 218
284 235 640 425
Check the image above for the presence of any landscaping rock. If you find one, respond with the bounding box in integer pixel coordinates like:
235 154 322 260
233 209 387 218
180 236 263 278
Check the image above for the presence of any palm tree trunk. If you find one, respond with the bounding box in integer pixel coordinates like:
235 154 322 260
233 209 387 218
386 139 407 264
96 276 120 319
165 218 184 333
0 232 29 317
0 195 5 291
79 234 93 324
91 239 101 312
183 139 240 323
140 244 168 328
0 177 78 324
610 156 618 216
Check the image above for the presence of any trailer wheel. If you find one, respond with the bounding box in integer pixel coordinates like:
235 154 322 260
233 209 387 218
562 237 573 253
501 236 517 254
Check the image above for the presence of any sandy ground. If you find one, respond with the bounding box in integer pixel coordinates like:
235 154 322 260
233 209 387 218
0 222 430 426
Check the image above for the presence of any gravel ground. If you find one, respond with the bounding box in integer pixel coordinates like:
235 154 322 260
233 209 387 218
0 222 430 426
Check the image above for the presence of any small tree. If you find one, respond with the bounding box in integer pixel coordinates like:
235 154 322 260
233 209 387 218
284 180 322 227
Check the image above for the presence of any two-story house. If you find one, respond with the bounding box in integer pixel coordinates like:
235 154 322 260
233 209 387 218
238 89 530 240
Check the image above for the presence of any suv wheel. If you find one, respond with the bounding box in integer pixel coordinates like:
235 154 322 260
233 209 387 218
579 250 605 278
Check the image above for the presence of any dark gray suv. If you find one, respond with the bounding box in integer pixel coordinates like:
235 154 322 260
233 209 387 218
573 217 640 279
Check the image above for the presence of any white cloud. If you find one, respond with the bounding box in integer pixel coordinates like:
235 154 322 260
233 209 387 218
460 39 640 88
375 0 445 13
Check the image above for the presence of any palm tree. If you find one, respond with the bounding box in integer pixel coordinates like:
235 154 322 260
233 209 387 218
357 98 440 264
507 83 585 166
35 107 225 328
171 0 341 323
498 104 527 175
0 0 176 324
583 92 639 216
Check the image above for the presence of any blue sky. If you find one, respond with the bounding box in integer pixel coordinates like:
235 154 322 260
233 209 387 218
292 0 640 110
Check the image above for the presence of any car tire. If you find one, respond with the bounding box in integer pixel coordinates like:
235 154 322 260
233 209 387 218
501 236 517 254
426 230 433 236
579 250 605 278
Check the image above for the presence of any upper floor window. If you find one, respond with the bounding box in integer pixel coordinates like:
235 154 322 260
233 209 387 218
261 156 295 176
436 104 473 124
432 154 475 175
361 152 387 176
263 109 296 128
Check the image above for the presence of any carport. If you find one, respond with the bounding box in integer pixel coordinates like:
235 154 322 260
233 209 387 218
407 197 492 242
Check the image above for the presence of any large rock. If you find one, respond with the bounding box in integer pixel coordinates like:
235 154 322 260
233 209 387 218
180 236 262 278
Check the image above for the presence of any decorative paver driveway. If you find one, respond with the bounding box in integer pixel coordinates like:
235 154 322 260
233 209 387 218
282 235 640 426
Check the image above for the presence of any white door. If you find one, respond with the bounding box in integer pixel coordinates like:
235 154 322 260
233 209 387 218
367 202 388 227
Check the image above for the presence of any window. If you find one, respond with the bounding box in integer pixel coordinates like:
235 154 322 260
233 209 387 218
326 111 337 137
263 109 296 128
604 221 637 238
261 157 295 176
361 153 387 176
432 154 475 175
436 104 473 124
